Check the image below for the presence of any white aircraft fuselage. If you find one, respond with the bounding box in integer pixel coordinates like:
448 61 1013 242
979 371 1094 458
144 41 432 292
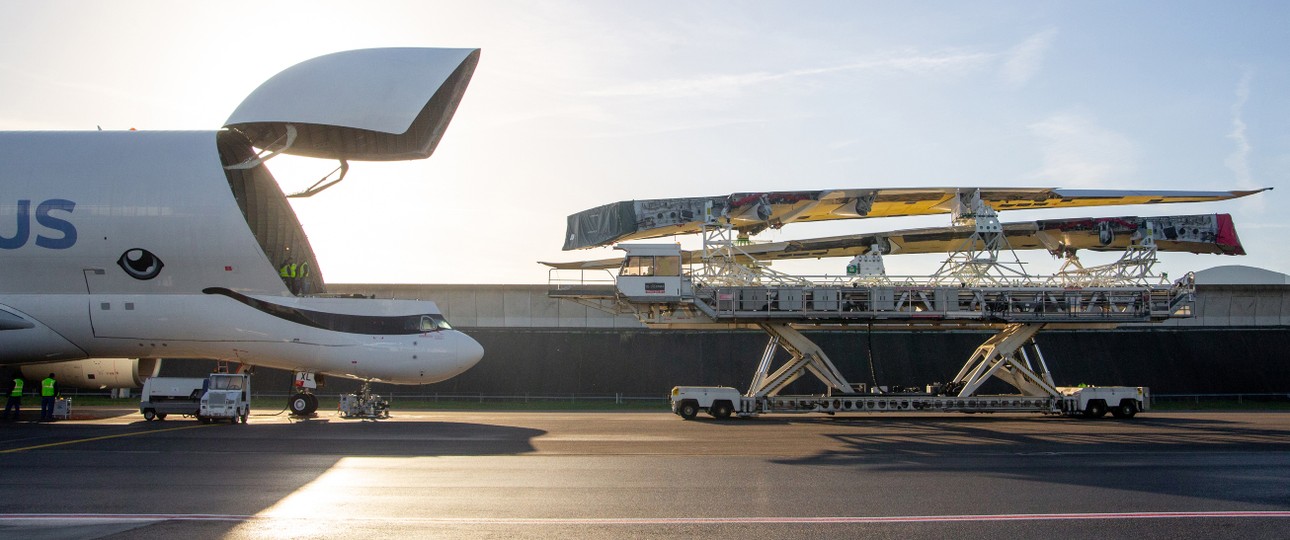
0 48 485 386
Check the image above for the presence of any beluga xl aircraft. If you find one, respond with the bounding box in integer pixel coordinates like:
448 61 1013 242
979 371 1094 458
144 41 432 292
0 48 485 416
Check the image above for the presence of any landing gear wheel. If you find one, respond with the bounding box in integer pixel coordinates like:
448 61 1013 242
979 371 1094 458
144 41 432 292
678 401 699 420
289 394 315 416
710 402 733 420
143 409 156 422
1084 400 1108 419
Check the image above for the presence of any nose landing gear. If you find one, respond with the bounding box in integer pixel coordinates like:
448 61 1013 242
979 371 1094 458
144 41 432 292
289 371 321 418
288 392 319 417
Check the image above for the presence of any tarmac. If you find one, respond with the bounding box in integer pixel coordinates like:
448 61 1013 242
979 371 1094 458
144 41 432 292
2 406 1289 539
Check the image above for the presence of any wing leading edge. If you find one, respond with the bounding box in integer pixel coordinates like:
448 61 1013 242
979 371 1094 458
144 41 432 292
543 213 1245 270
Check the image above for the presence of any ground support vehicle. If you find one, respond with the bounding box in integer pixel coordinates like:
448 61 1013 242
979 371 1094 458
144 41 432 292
198 373 251 423
337 382 391 420
671 385 1148 420
140 373 250 423
53 397 71 419
140 377 206 421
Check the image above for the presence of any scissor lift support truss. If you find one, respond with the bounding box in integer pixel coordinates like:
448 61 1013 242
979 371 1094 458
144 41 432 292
551 268 1192 409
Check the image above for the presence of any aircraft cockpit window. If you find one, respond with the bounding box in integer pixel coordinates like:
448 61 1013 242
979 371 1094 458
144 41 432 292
419 315 453 332
621 256 655 276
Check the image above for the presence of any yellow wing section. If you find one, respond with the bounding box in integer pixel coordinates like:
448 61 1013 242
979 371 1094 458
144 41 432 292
543 213 1245 270
562 187 1269 250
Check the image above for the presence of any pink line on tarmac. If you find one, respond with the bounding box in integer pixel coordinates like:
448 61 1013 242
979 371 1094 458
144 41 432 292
2 511 1289 525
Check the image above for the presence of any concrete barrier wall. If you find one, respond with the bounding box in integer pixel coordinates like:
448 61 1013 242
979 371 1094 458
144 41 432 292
157 283 1290 396
161 326 1290 397
433 326 1290 396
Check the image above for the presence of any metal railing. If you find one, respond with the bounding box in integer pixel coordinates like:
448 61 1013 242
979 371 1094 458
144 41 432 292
689 284 1184 323
1151 393 1290 406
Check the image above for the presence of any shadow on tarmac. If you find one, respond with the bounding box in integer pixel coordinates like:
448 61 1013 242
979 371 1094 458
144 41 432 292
757 413 1290 507
0 417 546 539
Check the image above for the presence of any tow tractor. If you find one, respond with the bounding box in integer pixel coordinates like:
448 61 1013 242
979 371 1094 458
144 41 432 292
337 381 391 420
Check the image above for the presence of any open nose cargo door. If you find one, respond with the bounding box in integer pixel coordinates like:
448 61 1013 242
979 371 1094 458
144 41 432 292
225 47 480 162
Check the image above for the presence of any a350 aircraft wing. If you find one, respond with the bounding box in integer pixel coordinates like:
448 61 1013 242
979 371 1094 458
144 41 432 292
562 187 1269 250
542 213 1244 270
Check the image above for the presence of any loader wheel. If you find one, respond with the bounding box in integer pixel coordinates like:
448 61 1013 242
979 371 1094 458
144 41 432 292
1084 400 1108 419
710 401 733 420
678 401 699 420
1111 401 1138 419
143 409 157 422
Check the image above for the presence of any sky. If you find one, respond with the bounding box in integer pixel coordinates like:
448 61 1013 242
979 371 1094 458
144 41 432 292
1 1 1287 284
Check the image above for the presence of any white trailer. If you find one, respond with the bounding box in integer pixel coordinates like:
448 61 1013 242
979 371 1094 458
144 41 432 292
140 377 206 421
140 373 251 423
671 385 1149 420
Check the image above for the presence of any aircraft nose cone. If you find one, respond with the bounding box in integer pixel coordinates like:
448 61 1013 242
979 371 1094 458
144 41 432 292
457 332 484 371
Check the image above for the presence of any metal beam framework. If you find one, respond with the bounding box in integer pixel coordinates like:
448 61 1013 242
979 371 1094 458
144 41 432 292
746 323 853 398
950 323 1057 398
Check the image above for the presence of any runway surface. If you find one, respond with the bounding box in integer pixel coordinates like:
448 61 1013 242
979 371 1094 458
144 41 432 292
2 409 1289 539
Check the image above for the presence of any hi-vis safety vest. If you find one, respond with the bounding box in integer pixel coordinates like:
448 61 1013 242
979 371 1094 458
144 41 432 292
9 379 21 397
280 264 297 278
41 378 55 397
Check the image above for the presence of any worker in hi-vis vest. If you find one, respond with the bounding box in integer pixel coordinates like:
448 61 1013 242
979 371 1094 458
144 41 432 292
279 259 299 294
39 373 59 422
2 375 22 421
298 261 311 295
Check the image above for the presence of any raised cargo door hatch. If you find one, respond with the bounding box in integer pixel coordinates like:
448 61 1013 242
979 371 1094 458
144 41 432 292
225 47 480 162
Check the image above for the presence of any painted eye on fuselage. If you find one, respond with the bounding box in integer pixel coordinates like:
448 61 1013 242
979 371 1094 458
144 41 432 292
117 248 165 280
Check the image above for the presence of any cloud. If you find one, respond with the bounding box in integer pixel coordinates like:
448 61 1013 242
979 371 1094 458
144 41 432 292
1028 112 1138 186
585 28 1058 101
827 139 861 151
584 49 994 99
582 114 777 139
1001 28 1057 87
